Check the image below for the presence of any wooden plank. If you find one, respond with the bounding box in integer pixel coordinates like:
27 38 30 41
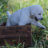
0 24 32 47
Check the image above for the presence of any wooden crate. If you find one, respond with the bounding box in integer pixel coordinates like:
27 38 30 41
0 23 32 47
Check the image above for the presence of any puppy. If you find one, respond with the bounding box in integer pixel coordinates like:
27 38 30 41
6 5 46 29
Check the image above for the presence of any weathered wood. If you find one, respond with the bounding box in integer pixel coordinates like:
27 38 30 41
0 23 32 47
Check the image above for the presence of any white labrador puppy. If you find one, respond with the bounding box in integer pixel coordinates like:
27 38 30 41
6 5 46 29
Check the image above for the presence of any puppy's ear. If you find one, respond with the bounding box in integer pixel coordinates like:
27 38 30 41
30 11 35 19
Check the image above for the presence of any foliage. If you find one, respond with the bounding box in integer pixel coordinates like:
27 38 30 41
2 40 24 48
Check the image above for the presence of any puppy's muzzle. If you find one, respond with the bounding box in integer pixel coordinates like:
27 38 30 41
35 17 38 21
35 17 43 21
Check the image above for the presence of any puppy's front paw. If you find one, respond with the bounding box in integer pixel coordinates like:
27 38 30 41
40 26 46 29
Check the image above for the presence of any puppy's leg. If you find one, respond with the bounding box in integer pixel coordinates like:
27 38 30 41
6 19 11 27
31 21 46 29
18 17 28 26
18 20 26 26
18 22 26 26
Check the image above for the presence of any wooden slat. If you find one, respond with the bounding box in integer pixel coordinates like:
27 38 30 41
0 24 32 47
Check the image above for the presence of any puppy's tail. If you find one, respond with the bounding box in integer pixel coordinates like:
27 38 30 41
6 11 11 18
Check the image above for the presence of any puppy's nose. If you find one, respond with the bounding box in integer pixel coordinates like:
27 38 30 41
41 18 43 20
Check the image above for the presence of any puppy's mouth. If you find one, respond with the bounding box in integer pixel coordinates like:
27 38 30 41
35 17 39 21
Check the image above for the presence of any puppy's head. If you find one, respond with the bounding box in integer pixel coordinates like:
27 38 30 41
30 5 46 29
30 5 43 21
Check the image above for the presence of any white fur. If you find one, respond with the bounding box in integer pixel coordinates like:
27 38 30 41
6 5 46 29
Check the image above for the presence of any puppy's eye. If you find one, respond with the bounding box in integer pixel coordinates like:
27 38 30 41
38 13 41 15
